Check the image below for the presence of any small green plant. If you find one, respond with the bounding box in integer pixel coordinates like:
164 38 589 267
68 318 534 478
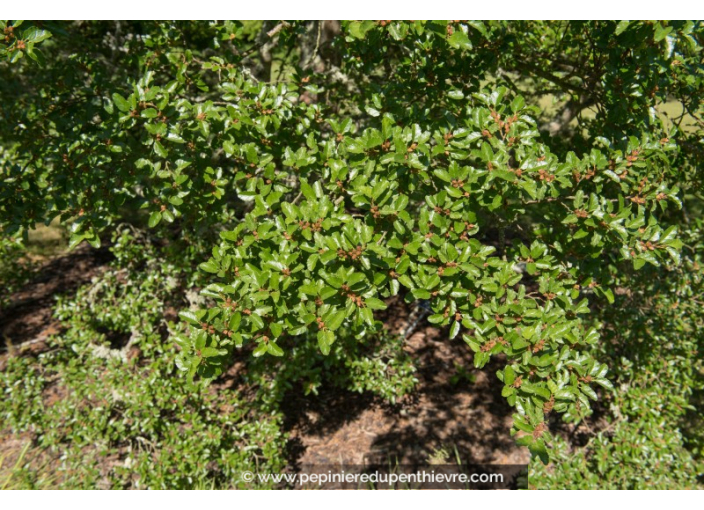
0 233 286 489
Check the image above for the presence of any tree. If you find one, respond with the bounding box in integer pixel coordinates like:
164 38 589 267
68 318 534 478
1 21 702 477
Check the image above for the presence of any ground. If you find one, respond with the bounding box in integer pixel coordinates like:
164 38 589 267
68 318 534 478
0 238 530 487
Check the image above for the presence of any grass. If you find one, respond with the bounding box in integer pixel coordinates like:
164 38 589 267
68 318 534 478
0 440 31 490
25 218 67 260
0 440 59 490
657 100 700 133
535 93 699 134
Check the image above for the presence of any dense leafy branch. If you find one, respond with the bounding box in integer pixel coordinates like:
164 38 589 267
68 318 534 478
1 20 702 467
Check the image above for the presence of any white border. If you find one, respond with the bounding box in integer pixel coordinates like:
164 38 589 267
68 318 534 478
2 4 704 20
0 488 701 502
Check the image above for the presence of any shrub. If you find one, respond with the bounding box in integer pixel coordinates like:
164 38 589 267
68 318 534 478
1 20 702 482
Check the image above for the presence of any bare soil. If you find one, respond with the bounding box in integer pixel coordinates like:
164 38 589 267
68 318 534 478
280 300 530 467
1 244 112 357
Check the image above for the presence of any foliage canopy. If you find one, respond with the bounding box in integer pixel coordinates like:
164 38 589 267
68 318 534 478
1 20 702 484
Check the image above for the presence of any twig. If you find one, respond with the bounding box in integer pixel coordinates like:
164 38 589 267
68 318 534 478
267 21 290 38
2 332 52 354
303 21 323 70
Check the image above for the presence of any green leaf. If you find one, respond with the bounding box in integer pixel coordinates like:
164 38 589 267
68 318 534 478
23 27 52 44
201 347 226 358
398 275 414 289
68 233 85 251
654 23 673 42
154 140 168 158
179 310 200 325
364 297 387 310
449 321 460 339
530 439 550 465
112 92 131 112
199 261 219 273
253 343 268 357
448 30 471 50
428 314 445 324
267 342 284 357
229 313 242 331
504 366 516 386
148 211 162 228
317 330 335 355
412 289 431 300
327 310 347 331
615 21 630 35
249 313 265 330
